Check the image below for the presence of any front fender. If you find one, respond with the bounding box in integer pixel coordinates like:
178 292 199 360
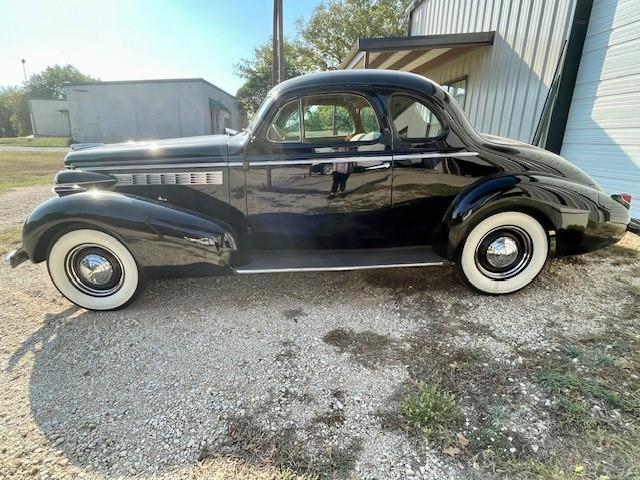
439 174 629 259
22 191 237 269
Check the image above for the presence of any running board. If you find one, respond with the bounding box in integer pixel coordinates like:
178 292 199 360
233 246 448 274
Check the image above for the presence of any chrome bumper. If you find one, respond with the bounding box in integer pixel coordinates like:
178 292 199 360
5 247 29 268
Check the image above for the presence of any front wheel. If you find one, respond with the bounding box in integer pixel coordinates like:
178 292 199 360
47 229 144 310
456 211 549 295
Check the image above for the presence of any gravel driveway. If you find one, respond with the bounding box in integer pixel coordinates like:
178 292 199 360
1 186 639 480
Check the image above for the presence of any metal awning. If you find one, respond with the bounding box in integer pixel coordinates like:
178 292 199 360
340 31 495 73
209 98 230 112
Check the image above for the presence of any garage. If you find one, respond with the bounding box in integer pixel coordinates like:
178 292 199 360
561 0 640 218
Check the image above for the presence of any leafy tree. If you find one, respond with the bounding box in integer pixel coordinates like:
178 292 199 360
0 86 31 136
297 0 411 71
235 0 410 114
28 64 96 100
0 64 95 136
235 39 312 114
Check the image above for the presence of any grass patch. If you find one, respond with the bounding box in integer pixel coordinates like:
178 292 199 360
0 227 22 255
499 458 591 480
0 150 64 193
537 370 633 412
402 383 461 446
0 136 70 147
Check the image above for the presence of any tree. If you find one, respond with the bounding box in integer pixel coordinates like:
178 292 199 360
0 64 95 136
297 0 410 71
27 64 96 100
0 86 30 136
234 39 313 114
234 0 410 114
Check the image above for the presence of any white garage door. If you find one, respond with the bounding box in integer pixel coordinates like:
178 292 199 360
561 0 640 218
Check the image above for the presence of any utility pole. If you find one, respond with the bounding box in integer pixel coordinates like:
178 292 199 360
21 58 28 83
272 0 284 86
21 58 37 137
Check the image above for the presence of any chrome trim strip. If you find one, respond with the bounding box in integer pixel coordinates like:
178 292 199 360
247 155 392 167
81 162 229 171
234 261 445 274
77 152 477 172
393 152 479 160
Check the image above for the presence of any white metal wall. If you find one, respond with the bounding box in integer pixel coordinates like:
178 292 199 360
561 0 640 217
65 80 241 143
29 99 71 137
410 0 577 143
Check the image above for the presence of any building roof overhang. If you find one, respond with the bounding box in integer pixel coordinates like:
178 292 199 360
340 31 495 73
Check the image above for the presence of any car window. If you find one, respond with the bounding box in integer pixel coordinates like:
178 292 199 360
266 99 301 143
302 94 380 141
389 94 444 140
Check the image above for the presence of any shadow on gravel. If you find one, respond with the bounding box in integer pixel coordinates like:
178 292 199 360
12 269 444 478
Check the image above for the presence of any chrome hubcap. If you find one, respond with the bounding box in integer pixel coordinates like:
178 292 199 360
485 236 519 269
475 226 533 280
78 254 114 285
65 244 124 297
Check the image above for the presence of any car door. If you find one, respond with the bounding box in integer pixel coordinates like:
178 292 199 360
388 92 496 246
243 90 393 250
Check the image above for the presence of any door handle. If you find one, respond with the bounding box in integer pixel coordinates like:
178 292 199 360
365 162 391 171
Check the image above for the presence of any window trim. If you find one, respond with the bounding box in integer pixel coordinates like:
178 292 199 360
441 75 468 109
388 92 448 143
265 97 303 144
300 92 382 144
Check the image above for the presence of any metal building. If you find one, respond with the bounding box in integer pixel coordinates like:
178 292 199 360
28 98 71 137
342 0 640 218
64 78 243 144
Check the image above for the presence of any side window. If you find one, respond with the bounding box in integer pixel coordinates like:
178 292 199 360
266 99 301 143
389 94 444 140
302 94 381 141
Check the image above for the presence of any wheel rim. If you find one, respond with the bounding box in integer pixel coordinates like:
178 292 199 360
474 226 533 280
65 244 124 296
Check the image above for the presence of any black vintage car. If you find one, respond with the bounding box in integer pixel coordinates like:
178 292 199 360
7 70 632 310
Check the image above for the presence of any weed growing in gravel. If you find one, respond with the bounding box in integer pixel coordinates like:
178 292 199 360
402 383 461 446
537 369 636 413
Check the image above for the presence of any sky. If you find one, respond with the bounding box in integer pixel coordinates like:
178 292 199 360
0 0 322 95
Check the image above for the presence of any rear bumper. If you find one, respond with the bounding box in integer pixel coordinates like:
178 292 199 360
5 247 29 268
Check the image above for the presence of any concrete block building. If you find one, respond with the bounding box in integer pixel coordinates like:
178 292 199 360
63 78 243 143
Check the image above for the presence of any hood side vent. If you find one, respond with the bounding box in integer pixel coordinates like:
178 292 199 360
113 171 223 186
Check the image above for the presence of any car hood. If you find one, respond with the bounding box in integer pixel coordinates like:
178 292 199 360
479 134 603 191
64 134 243 168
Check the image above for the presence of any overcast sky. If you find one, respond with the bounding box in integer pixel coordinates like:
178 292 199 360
0 0 321 95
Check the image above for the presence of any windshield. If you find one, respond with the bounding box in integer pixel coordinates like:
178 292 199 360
247 93 273 134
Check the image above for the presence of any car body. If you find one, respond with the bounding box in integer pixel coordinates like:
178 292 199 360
7 70 632 310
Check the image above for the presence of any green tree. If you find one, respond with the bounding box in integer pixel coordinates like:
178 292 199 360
27 64 96 99
235 0 410 114
297 0 410 71
0 86 31 136
234 39 312 114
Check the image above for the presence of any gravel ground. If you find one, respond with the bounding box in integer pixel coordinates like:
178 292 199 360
1 186 639 480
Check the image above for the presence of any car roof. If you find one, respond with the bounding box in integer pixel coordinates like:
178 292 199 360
269 69 440 97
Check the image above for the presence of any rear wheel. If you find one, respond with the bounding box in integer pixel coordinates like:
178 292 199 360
456 211 548 294
47 229 144 310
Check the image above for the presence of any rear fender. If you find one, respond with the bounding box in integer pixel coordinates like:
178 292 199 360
22 191 237 269
437 174 627 259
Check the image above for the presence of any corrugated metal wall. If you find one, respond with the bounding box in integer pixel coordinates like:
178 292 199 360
29 99 71 137
410 0 577 143
561 0 640 217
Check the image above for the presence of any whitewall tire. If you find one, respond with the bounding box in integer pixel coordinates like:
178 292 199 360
456 211 549 295
47 229 143 310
